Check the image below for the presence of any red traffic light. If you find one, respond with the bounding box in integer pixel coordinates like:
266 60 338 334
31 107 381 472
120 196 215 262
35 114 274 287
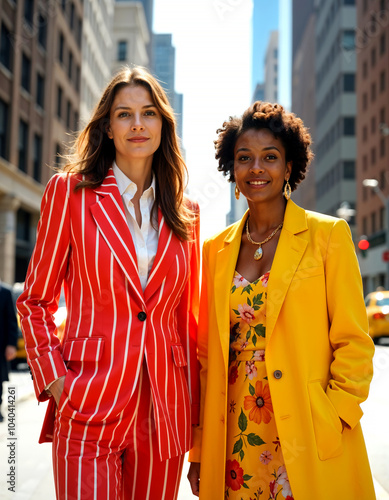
358 239 370 251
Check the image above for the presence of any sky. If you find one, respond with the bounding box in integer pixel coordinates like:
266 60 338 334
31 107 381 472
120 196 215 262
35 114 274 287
153 0 290 241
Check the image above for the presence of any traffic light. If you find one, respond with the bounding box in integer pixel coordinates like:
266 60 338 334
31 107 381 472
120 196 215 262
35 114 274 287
358 236 370 258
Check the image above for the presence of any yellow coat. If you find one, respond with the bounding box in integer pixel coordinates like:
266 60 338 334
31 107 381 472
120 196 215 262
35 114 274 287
189 200 376 500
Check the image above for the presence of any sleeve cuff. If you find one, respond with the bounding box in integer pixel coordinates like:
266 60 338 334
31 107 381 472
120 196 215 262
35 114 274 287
29 348 67 401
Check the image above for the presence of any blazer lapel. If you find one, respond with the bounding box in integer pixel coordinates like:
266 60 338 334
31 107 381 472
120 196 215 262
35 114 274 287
144 209 182 302
266 200 308 344
214 212 249 371
90 169 144 304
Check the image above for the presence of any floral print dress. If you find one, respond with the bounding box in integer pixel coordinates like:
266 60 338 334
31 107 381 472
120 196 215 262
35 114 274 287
225 271 294 500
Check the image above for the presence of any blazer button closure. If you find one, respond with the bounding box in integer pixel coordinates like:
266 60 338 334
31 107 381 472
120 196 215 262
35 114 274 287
273 370 283 379
137 311 147 321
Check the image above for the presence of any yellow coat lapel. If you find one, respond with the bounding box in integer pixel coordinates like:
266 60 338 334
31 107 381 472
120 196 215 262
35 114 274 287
266 200 308 344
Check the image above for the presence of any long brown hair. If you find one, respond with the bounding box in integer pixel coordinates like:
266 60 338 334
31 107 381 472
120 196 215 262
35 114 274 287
64 66 195 240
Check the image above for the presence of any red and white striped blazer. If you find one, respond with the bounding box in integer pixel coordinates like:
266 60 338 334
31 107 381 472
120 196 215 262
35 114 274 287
17 169 200 461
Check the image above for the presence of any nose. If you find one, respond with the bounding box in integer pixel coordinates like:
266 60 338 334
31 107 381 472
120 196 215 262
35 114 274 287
249 158 264 173
131 113 145 131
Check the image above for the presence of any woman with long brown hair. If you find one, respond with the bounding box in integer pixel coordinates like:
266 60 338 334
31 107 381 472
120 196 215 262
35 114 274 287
17 66 200 500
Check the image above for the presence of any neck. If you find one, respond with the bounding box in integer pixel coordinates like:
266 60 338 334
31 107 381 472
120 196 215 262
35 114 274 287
247 197 287 233
115 156 153 195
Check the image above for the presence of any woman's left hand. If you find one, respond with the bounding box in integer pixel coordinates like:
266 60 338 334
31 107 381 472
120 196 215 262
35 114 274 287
187 462 200 497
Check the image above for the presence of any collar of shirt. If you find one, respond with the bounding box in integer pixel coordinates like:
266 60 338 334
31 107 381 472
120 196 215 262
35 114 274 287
112 160 156 203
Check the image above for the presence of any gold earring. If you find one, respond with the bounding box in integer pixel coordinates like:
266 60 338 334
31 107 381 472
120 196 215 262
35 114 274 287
284 179 291 200
235 185 240 200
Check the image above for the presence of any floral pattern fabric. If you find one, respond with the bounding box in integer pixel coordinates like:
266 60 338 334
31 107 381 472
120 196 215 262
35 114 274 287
225 271 293 500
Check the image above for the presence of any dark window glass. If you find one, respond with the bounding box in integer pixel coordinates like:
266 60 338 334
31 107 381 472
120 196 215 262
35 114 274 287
380 70 386 92
75 65 80 91
341 30 355 50
38 14 47 49
18 120 29 172
117 41 127 61
380 137 386 157
371 147 376 165
0 23 12 71
343 73 355 92
33 134 42 182
76 17 82 47
371 47 376 67
343 161 355 179
70 2 75 30
380 33 386 55
371 82 376 101
24 0 34 26
57 86 63 118
343 117 355 135
58 33 64 63
343 0 354 4
16 208 31 241
68 51 73 80
36 73 44 108
21 53 31 92
66 100 71 129
0 99 9 159
371 212 376 233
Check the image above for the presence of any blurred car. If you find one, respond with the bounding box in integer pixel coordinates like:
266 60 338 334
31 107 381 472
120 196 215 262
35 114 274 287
10 283 67 369
365 290 389 344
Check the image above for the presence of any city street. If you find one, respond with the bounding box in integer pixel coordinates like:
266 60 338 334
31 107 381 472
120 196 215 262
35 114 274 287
1 345 389 500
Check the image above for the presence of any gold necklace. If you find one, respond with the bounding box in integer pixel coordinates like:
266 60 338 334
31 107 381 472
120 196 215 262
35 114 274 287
245 219 283 261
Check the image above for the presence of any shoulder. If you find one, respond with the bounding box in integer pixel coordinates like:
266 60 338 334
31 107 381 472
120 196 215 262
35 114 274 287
203 218 243 251
304 209 351 237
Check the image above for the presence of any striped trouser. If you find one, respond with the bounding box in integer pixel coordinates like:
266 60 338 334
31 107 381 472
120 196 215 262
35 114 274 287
52 364 184 500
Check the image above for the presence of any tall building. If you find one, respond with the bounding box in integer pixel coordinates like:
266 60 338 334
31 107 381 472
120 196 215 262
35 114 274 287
112 1 149 74
356 0 389 292
291 0 316 210
0 0 83 284
151 34 183 140
264 31 278 102
252 82 265 103
314 0 357 235
81 0 114 124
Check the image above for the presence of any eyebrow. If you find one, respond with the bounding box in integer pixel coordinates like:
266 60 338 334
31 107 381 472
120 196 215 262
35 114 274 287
235 146 281 154
113 104 157 112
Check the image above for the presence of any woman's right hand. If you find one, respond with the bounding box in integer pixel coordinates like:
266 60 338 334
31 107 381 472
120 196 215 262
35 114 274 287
48 376 66 406
188 462 200 497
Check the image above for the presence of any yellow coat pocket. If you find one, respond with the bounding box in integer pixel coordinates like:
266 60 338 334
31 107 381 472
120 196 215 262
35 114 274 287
308 380 343 461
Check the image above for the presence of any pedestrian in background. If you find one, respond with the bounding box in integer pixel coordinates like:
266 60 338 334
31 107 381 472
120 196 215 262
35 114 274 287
188 101 375 499
17 66 200 500
0 280 18 422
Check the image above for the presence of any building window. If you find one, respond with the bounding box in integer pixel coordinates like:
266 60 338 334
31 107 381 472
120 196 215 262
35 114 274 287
371 47 377 67
380 170 386 190
68 51 73 80
371 82 376 102
341 30 355 51
371 116 376 134
362 154 368 171
117 41 127 61
75 64 80 91
380 107 386 124
76 17 82 47
343 0 354 4
343 117 355 135
70 2 75 30
57 86 63 119
24 0 34 26
380 33 386 55
58 33 64 63
362 216 368 235
380 70 386 92
18 120 29 173
36 73 44 109
33 134 42 182
380 137 386 157
343 73 355 92
21 53 31 92
0 99 9 160
66 99 71 129
379 207 385 231
343 161 355 179
363 92 368 110
363 60 368 78
38 14 47 49
371 147 376 165
0 23 12 71
363 125 368 142
55 143 62 166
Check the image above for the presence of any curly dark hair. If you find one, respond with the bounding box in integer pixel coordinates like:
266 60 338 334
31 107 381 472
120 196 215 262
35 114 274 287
214 101 314 191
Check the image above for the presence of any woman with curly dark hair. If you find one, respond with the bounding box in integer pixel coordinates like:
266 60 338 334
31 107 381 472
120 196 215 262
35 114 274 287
187 101 375 499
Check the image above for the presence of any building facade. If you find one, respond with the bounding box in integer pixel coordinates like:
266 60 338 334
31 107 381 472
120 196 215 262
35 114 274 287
314 0 357 236
291 0 316 210
0 0 83 284
356 0 389 292
264 30 278 102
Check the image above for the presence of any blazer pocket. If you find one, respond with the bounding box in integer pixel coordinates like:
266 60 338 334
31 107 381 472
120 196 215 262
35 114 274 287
171 344 187 367
62 337 105 362
293 266 324 281
308 380 343 461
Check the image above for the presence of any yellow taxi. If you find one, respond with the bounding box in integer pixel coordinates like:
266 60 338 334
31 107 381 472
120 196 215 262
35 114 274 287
11 283 67 368
365 290 389 343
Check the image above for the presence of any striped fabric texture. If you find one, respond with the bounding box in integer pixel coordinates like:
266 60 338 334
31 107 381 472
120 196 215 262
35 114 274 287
17 169 200 462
